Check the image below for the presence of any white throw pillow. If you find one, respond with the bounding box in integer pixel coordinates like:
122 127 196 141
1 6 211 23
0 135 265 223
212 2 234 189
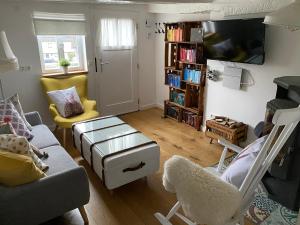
47 86 84 118
221 135 268 188
0 134 48 171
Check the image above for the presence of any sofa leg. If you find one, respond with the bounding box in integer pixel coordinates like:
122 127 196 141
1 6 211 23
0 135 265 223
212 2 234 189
79 206 89 225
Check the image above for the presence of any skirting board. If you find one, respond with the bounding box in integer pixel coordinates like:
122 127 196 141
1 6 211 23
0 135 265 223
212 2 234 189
139 103 159 110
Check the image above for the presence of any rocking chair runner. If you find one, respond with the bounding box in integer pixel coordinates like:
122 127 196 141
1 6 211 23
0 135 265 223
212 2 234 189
155 107 300 225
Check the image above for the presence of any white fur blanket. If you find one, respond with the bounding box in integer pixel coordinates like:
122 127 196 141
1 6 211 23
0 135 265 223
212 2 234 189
163 156 242 225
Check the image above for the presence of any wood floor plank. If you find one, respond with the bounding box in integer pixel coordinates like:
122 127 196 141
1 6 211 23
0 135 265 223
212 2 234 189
50 108 253 225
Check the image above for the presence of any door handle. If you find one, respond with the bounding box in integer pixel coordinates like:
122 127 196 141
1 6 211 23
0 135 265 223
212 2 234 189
100 60 110 72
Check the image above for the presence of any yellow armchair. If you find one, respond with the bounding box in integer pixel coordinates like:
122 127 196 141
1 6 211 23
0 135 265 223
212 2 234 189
41 75 99 146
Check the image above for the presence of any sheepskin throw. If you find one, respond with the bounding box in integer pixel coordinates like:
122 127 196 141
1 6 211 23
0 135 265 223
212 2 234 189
163 155 242 225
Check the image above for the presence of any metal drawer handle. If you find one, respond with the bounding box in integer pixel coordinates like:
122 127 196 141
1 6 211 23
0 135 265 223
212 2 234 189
123 162 146 173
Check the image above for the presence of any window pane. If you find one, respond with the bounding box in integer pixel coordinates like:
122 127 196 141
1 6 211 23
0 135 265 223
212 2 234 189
37 35 86 73
61 36 80 68
39 36 59 70
100 18 136 50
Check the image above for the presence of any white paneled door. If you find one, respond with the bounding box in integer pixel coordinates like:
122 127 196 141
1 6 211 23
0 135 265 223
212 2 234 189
95 15 139 116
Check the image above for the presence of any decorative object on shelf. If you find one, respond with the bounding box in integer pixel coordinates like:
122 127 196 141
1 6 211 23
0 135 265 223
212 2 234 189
59 58 70 74
264 0 300 31
205 116 248 145
163 21 206 131
190 27 203 43
0 31 19 99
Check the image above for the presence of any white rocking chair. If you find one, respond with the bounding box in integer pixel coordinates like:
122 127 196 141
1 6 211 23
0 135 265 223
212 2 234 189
155 107 300 225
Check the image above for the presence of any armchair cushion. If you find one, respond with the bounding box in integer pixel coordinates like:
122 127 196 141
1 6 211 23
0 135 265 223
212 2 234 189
47 86 84 118
50 99 99 128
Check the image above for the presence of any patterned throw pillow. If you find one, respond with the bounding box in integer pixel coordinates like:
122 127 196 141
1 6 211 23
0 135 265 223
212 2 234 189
0 134 48 171
0 121 16 135
0 101 33 139
47 86 84 118
1 94 33 131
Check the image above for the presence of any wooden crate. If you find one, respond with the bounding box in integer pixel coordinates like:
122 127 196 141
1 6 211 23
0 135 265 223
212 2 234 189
205 119 248 145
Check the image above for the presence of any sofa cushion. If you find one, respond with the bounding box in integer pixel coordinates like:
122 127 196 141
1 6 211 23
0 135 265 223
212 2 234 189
29 125 60 149
41 145 78 176
0 149 45 186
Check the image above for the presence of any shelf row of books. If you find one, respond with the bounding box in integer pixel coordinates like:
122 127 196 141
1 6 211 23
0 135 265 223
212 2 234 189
166 27 183 42
166 106 179 120
180 48 197 63
170 91 185 106
183 68 202 84
182 111 199 128
167 74 181 88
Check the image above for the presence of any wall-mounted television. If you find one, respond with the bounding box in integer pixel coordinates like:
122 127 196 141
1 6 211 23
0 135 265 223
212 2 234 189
202 18 265 65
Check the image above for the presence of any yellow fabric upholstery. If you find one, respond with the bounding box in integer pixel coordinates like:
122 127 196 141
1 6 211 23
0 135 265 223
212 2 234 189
40 75 99 128
0 149 45 186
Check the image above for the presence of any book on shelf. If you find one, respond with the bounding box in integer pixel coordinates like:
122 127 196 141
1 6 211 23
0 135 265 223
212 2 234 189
168 74 181 88
170 91 185 106
183 68 202 84
180 47 196 63
166 27 183 42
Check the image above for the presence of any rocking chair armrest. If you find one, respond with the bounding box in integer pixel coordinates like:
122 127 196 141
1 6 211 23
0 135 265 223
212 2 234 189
218 138 243 154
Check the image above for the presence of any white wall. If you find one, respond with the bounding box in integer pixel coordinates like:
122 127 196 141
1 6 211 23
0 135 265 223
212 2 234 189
0 2 156 127
154 13 300 143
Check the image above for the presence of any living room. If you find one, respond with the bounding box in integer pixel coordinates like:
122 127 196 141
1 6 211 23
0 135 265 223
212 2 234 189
0 0 299 225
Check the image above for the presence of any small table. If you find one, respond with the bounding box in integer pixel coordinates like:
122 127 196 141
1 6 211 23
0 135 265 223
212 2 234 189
72 116 160 190
205 119 248 145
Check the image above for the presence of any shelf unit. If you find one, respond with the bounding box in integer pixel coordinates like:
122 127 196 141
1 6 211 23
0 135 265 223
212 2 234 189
163 21 206 130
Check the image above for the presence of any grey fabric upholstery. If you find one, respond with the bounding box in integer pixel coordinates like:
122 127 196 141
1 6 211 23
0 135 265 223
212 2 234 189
29 125 60 149
0 112 90 225
25 111 43 126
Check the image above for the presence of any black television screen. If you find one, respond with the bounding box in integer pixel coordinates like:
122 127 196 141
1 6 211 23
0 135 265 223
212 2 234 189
202 18 265 65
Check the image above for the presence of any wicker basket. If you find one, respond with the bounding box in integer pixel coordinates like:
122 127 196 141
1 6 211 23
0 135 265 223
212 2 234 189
205 119 248 145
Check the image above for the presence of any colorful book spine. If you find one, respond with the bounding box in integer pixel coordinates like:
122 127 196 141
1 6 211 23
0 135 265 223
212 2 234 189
180 48 197 63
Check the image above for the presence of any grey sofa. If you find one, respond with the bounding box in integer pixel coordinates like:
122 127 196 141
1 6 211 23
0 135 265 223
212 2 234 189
0 111 90 225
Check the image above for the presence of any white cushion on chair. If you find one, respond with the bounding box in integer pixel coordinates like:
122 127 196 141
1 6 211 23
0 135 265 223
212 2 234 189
163 155 242 225
221 135 268 188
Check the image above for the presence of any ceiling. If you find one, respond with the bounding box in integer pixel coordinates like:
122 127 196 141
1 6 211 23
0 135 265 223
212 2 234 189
1 0 294 14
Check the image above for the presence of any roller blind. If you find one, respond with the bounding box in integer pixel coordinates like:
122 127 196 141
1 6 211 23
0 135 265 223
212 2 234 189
32 12 86 35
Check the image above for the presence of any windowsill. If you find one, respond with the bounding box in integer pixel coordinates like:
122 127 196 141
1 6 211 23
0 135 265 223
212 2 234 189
42 70 88 78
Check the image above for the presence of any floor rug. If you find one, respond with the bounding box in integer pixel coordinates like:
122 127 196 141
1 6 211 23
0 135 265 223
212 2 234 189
213 155 299 225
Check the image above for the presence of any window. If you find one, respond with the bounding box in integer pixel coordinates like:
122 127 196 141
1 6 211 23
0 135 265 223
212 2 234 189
37 35 86 73
100 18 136 50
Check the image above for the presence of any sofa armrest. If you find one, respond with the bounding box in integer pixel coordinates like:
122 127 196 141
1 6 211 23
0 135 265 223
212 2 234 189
25 111 43 126
0 166 90 225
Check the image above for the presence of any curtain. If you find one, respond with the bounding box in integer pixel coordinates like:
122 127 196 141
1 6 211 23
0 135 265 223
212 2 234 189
100 18 136 50
32 12 86 35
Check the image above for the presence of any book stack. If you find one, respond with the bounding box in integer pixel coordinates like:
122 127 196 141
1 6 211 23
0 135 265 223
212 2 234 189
168 74 181 88
180 48 196 63
183 68 202 84
182 111 198 127
167 27 183 42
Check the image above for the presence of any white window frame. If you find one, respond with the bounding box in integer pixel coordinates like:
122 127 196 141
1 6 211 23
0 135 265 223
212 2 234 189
37 35 87 74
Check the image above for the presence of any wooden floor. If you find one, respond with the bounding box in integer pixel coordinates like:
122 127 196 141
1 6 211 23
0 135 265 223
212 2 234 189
47 108 253 225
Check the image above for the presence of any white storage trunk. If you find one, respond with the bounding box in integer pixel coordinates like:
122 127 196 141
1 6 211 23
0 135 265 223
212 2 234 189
72 116 160 190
